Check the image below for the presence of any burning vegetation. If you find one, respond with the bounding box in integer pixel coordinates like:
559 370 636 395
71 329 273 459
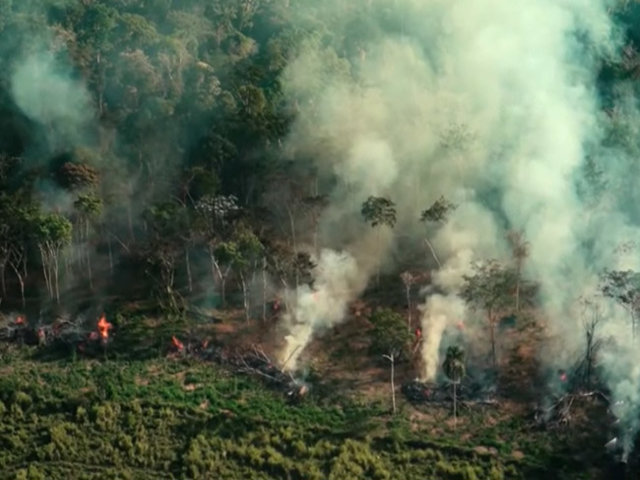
4 0 640 478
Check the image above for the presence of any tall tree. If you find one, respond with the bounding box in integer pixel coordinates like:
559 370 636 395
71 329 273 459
420 195 457 268
7 204 35 309
233 227 264 321
443 345 466 426
74 192 103 290
369 308 411 415
143 201 188 313
361 196 396 285
400 271 414 332
460 260 515 368
34 213 72 303
195 194 241 306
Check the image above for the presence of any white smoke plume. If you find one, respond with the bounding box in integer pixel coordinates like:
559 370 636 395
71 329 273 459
419 293 466 381
278 248 369 370
278 0 640 451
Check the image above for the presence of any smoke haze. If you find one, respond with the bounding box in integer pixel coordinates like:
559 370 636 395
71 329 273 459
277 0 640 452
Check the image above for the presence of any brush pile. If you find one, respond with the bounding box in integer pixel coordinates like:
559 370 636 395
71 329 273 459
402 377 497 406
0 313 115 357
533 390 609 429
230 345 309 403
166 338 309 403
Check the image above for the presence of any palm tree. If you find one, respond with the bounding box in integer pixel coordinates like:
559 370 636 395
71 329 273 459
443 345 466 426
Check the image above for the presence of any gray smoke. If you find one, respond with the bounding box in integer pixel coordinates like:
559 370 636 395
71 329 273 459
11 49 93 150
277 0 640 452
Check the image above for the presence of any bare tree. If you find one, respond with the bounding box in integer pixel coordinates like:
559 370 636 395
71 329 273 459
577 296 603 388
600 270 640 339
382 353 397 414
400 271 414 331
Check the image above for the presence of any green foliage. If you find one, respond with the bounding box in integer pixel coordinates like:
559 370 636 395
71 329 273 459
369 308 411 358
0 356 536 480
443 346 466 384
421 196 457 223
460 260 516 315
361 196 397 229
74 192 103 218
33 213 72 248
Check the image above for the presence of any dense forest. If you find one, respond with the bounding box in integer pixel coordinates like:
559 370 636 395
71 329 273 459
3 0 640 478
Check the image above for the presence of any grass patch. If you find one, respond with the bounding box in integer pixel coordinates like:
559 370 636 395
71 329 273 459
0 347 612 479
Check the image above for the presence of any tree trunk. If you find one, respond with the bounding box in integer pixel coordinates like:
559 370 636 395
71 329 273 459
453 382 457 426
514 263 521 313
240 272 249 322
185 247 193 293
53 251 60 304
209 247 217 289
489 310 496 368
86 246 93 290
107 234 114 274
9 260 25 309
424 238 441 268
212 260 230 308
286 206 298 288
405 284 412 331
127 202 134 241
262 258 268 323
40 247 52 300
390 354 396 414
585 330 593 387
0 264 5 298
376 229 381 286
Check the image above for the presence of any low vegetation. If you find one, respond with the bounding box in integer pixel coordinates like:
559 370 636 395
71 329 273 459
0 338 610 480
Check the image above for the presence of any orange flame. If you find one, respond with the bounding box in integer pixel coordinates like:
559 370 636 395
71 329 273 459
171 335 184 351
15 316 25 325
97 314 112 340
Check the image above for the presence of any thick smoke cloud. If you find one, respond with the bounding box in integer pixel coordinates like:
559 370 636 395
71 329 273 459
278 0 640 453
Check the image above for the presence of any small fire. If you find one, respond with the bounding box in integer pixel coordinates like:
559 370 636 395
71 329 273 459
559 370 567 382
97 314 112 340
415 327 422 339
15 316 25 325
171 335 184 352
